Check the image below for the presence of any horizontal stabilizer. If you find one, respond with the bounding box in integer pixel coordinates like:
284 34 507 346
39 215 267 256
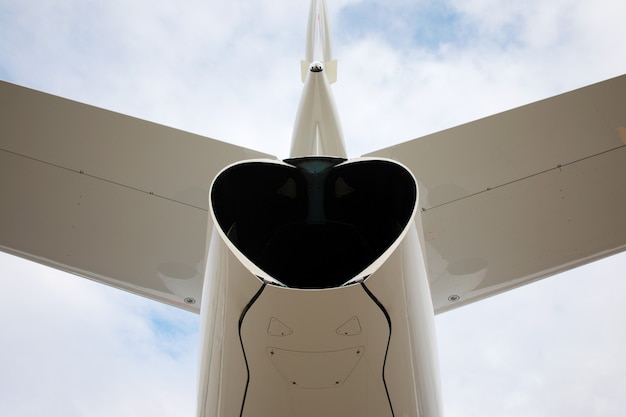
365 75 626 313
0 81 273 311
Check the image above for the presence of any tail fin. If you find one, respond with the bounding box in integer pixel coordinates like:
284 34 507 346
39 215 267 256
301 0 337 83
290 0 345 157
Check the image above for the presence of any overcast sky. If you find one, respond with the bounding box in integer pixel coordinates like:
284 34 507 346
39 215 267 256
1 0 626 416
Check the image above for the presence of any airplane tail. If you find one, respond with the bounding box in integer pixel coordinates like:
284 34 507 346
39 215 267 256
291 0 345 158
301 0 337 83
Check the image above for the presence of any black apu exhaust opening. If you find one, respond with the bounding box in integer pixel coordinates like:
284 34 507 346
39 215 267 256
211 157 417 288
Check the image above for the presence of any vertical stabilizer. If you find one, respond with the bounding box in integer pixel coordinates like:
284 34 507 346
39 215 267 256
291 0 345 158
301 0 337 83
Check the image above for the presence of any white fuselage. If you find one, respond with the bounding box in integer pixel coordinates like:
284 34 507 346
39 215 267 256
197 199 443 417
195 1 443 415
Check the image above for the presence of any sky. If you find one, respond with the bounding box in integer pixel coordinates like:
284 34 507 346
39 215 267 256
1 0 625 416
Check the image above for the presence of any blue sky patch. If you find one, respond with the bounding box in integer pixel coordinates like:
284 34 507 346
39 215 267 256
336 1 473 50
148 308 199 358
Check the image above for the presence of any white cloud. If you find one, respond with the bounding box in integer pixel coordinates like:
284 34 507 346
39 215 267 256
1 0 625 416
0 253 198 417
436 252 626 416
